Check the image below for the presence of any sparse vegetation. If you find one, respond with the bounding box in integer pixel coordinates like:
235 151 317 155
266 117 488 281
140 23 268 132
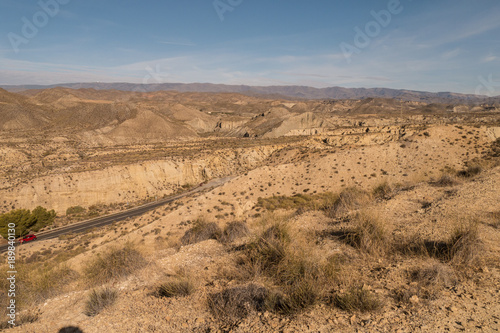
66 205 86 216
84 288 118 317
343 212 391 256
331 286 381 312
448 219 481 267
257 192 337 212
433 174 458 187
82 242 146 286
0 94 497 332
0 261 77 324
208 284 269 325
457 163 482 178
394 261 457 304
396 218 481 267
323 187 371 218
220 221 249 244
372 182 394 200
216 216 338 322
154 271 195 298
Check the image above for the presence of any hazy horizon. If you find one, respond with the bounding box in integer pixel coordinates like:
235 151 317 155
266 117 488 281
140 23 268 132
1 0 500 95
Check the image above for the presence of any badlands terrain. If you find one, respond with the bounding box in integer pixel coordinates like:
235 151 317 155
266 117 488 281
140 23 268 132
0 87 499 332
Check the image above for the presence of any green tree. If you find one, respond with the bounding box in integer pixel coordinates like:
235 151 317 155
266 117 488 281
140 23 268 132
31 206 57 232
0 207 56 239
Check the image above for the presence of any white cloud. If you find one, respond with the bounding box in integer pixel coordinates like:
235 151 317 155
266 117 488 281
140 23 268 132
442 48 461 60
482 54 498 63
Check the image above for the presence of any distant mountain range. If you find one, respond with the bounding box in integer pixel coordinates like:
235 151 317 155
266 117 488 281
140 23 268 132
2 82 499 104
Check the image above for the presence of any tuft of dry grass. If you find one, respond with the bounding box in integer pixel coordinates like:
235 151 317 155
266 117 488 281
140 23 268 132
410 261 457 289
257 192 337 212
267 278 320 315
457 163 482 178
0 309 40 330
331 286 382 312
448 219 482 267
324 187 371 218
432 174 459 187
372 182 394 200
82 242 146 286
220 221 249 244
228 216 337 317
338 211 391 256
487 211 500 229
0 262 77 316
237 222 290 278
180 218 222 245
394 261 457 303
84 288 118 317
396 218 481 268
154 271 195 298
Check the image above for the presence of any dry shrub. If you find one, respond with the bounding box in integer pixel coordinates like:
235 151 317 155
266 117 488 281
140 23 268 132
83 242 146 286
457 163 482 178
488 211 500 229
266 278 320 315
207 284 268 325
448 220 481 267
372 182 394 200
84 288 118 317
0 262 77 316
342 212 391 256
154 271 195 298
230 218 336 316
237 222 290 278
257 192 337 212
433 174 459 187
331 286 381 312
396 219 481 267
220 221 249 244
410 261 457 289
21 263 78 303
180 218 222 245
324 187 371 218
394 261 457 304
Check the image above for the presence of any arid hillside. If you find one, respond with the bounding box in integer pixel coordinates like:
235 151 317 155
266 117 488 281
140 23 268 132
0 89 499 332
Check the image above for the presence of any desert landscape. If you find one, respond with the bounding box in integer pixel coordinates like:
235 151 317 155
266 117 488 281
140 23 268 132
0 86 499 332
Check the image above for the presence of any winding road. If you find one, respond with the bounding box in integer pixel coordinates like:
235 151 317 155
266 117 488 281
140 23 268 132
0 176 235 253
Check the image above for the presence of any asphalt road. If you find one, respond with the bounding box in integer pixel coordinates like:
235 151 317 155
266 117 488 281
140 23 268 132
0 176 234 253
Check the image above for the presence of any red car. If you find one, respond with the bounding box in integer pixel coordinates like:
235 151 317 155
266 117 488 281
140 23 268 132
19 234 37 244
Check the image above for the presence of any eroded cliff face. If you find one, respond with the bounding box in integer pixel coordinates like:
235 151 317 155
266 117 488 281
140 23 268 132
0 145 279 214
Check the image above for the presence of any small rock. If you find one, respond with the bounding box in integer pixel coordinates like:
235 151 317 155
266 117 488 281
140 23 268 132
410 295 420 304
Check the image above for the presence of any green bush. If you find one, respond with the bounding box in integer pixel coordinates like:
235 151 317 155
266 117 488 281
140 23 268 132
0 207 56 238
66 206 86 216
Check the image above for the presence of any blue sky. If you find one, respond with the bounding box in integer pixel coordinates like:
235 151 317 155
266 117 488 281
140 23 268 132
0 0 499 94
